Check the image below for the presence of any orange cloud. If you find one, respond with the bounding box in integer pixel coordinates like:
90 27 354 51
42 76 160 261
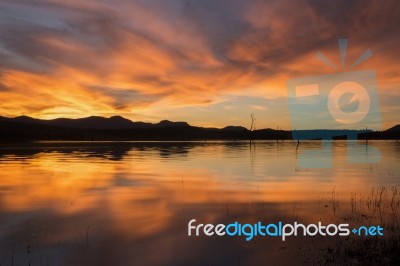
0 0 398 128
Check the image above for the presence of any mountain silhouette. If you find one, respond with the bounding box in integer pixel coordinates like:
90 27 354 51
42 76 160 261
0 115 398 142
0 115 189 130
222 126 248 131
387 124 400 132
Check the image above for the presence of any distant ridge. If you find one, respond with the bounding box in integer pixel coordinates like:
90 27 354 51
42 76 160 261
0 115 190 130
222 126 248 131
0 115 398 142
387 124 400 132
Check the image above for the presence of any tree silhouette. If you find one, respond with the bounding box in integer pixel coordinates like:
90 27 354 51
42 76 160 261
249 113 256 143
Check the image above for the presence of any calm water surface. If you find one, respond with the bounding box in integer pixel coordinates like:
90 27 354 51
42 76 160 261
0 141 399 265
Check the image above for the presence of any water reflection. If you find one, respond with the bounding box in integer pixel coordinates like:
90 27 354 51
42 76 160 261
0 141 399 265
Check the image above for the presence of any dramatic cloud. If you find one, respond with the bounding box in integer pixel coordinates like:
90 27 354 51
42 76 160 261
0 0 399 128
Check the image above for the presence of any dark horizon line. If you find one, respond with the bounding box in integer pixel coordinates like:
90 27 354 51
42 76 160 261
0 114 397 132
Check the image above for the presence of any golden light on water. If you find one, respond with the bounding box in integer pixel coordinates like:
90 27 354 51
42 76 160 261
0 141 399 264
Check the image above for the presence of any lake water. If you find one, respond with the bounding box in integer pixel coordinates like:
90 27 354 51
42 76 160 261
0 141 399 265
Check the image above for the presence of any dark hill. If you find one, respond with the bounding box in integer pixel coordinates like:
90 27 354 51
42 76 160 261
387 125 400 132
222 126 248 131
0 116 190 130
0 115 399 142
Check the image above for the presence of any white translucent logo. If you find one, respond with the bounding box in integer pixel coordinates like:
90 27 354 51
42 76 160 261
327 81 371 124
287 39 382 168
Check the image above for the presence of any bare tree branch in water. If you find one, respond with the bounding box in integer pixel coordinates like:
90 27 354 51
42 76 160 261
249 113 256 144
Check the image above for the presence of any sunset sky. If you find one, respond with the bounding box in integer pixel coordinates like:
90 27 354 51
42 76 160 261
0 0 399 129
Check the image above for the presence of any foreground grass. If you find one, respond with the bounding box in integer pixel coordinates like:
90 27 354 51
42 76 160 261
320 186 400 265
